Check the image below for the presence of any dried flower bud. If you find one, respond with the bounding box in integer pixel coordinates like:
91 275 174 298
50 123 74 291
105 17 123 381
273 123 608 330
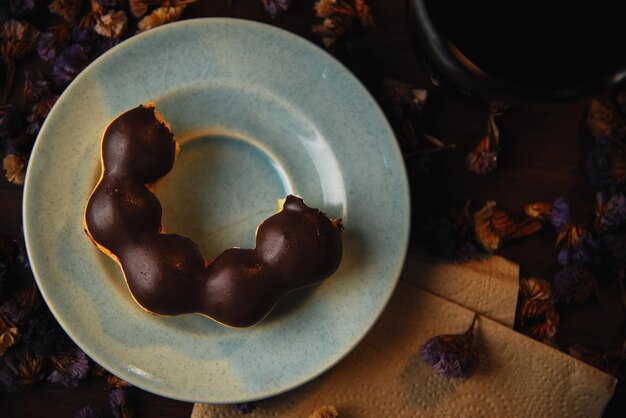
553 267 598 304
3 154 27 185
557 224 599 266
262 0 292 19
137 6 185 33
569 344 626 379
48 347 90 388
595 192 626 232
309 405 339 418
474 201 541 252
0 312 20 357
420 314 479 379
524 202 552 221
75 406 104 418
49 0 83 23
53 43 92 87
94 9 128 38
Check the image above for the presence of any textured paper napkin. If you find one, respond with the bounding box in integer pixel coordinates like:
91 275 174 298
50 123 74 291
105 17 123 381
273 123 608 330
193 282 616 418
401 249 520 327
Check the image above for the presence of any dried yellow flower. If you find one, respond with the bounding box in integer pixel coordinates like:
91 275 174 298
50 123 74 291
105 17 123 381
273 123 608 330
137 6 185 33
94 9 128 38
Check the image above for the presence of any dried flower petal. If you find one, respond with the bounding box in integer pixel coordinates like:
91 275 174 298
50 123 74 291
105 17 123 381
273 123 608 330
569 344 626 379
524 202 552 221
313 0 374 47
75 406 104 418
519 278 552 319
262 0 292 19
474 201 541 252
551 196 571 231
420 314 479 379
0 313 20 357
53 43 91 87
48 347 90 388
110 388 133 418
94 9 128 38
137 6 185 33
0 345 46 391
49 0 83 22
309 406 339 418
3 154 27 185
37 24 70 62
595 192 626 232
557 224 599 266
553 267 598 304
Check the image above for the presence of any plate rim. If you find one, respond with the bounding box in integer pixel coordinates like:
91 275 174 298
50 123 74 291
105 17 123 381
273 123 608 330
23 17 411 403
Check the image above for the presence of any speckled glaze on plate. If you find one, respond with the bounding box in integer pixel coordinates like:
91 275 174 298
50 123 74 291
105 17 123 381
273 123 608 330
23 18 410 403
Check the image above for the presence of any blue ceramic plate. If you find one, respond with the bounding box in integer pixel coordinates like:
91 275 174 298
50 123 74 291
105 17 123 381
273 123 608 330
23 18 409 403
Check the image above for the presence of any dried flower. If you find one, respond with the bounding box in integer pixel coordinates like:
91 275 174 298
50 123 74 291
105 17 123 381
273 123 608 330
587 99 626 140
0 285 41 327
53 43 91 87
262 0 292 19
0 313 20 357
37 24 70 62
467 109 501 174
569 344 626 379
94 9 128 38
0 345 46 391
519 278 552 319
474 201 541 252
110 388 133 418
95 35 120 56
521 307 559 342
551 196 571 231
75 406 104 418
420 314 479 379
313 0 374 47
553 267 598 304
48 347 90 387
21 313 67 357
524 201 552 221
137 6 185 32
49 0 83 22
1 20 40 104
587 137 626 192
3 154 27 185
231 402 261 414
23 70 52 103
595 192 626 232
129 0 149 18
309 406 339 418
557 224 599 266
107 373 132 389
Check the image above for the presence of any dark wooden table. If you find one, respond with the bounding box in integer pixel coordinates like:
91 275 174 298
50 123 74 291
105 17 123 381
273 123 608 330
1 1 624 417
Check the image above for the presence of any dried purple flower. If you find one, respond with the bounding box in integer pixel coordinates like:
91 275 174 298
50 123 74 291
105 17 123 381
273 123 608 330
23 70 52 102
587 137 626 192
75 406 104 418
48 347 90 388
49 0 82 22
262 0 292 19
37 24 70 62
0 345 46 391
551 196 571 231
557 225 599 266
71 26 100 50
595 192 626 232
420 314 479 379
1 20 40 104
0 285 40 327
53 43 91 87
231 401 261 414
21 313 67 357
3 154 27 185
109 388 133 418
553 267 598 304
95 36 120 56
569 344 626 380
94 9 128 38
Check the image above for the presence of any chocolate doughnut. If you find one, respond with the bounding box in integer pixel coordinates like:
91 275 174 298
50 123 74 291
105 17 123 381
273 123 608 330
84 104 343 328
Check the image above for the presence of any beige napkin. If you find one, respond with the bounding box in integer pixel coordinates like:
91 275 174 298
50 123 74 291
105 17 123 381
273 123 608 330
401 250 520 327
193 281 616 418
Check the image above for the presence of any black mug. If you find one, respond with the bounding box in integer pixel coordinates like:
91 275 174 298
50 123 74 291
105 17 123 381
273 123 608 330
406 0 626 103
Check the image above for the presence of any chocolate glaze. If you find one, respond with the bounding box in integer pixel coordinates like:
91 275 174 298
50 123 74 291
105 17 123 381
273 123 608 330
85 105 343 327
